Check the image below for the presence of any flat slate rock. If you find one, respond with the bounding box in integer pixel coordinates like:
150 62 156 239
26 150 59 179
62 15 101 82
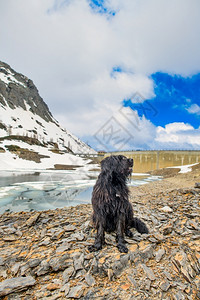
0 276 36 296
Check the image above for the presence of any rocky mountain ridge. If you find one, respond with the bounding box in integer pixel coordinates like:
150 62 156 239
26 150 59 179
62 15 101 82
0 61 53 123
0 61 96 169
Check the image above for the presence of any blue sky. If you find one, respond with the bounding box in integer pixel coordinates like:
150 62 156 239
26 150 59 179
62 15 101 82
124 72 200 129
0 0 200 151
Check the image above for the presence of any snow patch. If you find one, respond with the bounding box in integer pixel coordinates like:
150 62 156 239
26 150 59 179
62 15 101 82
0 67 26 87
0 103 96 154
167 163 198 174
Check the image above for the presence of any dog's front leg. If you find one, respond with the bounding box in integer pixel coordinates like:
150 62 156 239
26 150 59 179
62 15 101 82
88 221 105 252
116 214 128 253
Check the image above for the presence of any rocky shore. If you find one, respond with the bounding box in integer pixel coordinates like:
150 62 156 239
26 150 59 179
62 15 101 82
0 166 200 299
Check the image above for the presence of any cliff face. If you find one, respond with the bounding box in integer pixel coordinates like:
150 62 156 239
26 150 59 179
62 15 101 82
0 61 96 169
0 61 53 123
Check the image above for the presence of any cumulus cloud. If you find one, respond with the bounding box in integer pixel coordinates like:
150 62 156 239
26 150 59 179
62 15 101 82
187 104 200 115
0 0 200 148
155 122 200 149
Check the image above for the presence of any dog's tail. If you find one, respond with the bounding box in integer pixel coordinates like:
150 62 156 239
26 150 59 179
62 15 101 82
131 217 149 234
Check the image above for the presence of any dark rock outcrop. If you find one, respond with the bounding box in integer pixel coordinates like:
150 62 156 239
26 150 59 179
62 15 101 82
0 61 54 123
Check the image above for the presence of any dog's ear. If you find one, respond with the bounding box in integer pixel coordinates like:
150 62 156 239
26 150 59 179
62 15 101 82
101 156 118 173
100 157 115 183
101 157 112 172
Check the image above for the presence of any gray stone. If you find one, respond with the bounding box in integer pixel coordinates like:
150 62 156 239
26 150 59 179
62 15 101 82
160 280 171 291
70 232 85 241
155 247 165 262
144 279 151 291
73 253 84 271
148 237 157 243
112 260 125 277
11 263 21 275
163 270 172 281
140 244 154 262
85 273 96 286
20 264 30 276
0 268 7 279
36 260 50 276
28 258 41 268
173 291 186 300
142 264 156 281
64 224 76 232
81 220 91 231
62 283 70 296
75 269 86 279
49 253 70 271
56 242 70 253
107 269 114 281
194 182 200 188
163 226 173 235
0 276 36 297
25 212 41 227
63 266 75 283
67 285 84 298
40 228 47 238
0 257 4 266
3 235 17 242
84 290 96 299
51 228 65 240
127 275 137 288
160 206 173 213
172 251 193 283
38 238 50 246
120 254 130 266
88 257 98 275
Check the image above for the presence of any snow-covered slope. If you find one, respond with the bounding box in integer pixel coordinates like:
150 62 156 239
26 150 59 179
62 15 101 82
0 61 96 170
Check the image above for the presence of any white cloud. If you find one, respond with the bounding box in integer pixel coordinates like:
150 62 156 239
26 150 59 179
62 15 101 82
113 107 157 150
187 103 200 115
0 0 200 147
89 113 200 151
155 122 200 149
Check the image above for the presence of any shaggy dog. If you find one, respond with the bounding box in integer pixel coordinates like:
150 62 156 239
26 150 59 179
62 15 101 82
88 155 149 253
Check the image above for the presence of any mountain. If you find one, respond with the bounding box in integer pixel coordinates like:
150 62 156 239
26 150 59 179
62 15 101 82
0 61 96 170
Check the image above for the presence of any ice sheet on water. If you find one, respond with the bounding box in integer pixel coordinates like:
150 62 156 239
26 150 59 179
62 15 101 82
0 171 162 214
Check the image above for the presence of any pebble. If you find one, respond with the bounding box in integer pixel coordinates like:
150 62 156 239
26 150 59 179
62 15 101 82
160 205 173 213
49 253 70 271
160 280 171 291
85 273 96 286
62 266 74 284
142 263 156 281
155 247 165 262
25 212 41 227
67 284 84 298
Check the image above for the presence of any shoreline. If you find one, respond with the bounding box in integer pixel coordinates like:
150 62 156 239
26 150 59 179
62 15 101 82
0 165 200 299
0 170 160 215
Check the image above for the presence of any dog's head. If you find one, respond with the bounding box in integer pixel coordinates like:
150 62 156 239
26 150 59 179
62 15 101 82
101 155 133 178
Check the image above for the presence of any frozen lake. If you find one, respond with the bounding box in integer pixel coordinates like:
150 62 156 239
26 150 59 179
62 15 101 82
0 170 162 214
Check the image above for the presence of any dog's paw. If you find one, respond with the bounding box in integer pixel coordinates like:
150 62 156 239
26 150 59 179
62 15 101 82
140 226 149 234
117 243 128 253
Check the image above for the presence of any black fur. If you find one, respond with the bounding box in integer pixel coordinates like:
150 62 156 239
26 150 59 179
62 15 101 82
88 155 149 253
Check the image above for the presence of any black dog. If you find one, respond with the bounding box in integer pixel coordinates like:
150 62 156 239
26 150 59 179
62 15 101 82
88 155 149 253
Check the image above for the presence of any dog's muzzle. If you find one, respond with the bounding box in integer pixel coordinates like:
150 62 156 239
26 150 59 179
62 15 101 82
128 158 133 174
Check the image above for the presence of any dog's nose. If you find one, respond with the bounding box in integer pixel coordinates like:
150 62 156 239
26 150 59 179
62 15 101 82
129 158 133 165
